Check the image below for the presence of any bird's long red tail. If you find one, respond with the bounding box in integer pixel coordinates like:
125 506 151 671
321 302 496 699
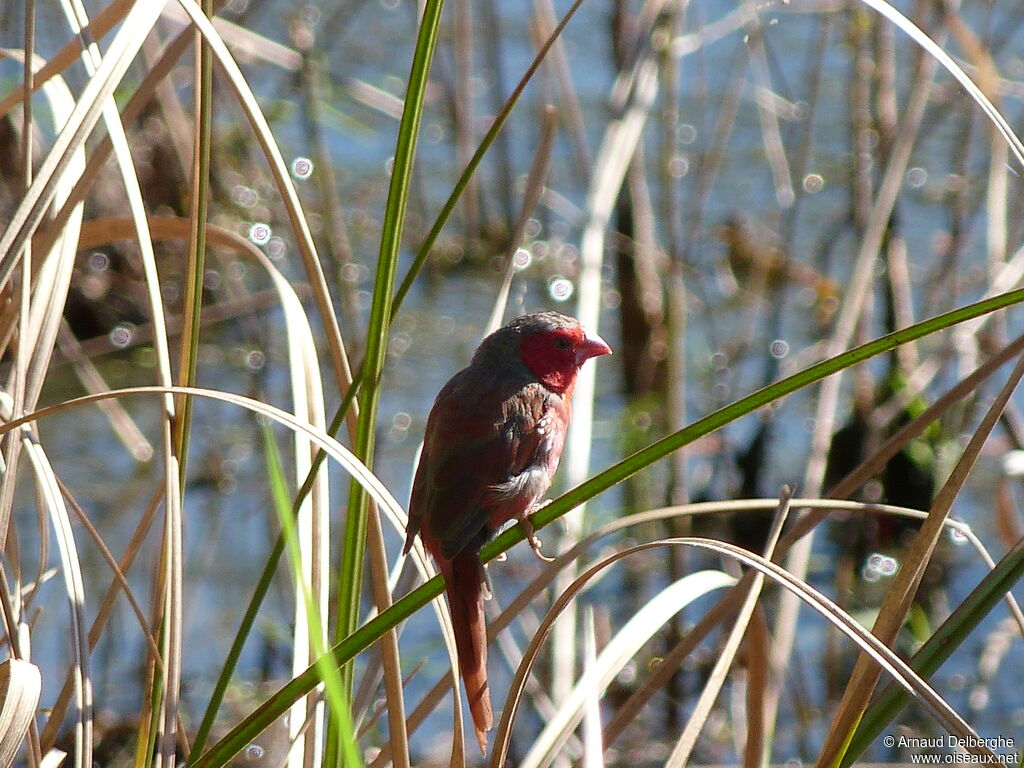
439 550 493 754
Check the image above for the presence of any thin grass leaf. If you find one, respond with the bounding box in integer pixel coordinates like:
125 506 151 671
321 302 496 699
841 535 1024 766
330 7 444 764
0 0 133 118
741 597 770 768
0 659 41 768
55 478 163 668
39 488 163 751
0 41 84 578
0 0 167 291
818 349 1024 768
192 282 1024 768
173 0 215 466
71 213 341 765
173 0 353 395
23 441 92 768
666 489 793 768
856 0 1024 169
49 0 173 404
261 426 361 768
513 569 737 768
59 8 181 759
674 539 996 757
160 3 304 71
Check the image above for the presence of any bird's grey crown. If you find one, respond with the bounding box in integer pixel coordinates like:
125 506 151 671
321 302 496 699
472 312 575 360
506 311 577 336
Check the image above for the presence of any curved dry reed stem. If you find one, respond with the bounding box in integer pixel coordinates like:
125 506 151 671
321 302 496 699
173 0 354 399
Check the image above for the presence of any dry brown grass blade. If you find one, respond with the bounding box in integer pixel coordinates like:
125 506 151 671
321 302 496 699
57 475 164 659
486 103 559 335
679 539 995 759
815 348 1024 768
774 20 945 730
506 565 737 768
779 333 1024 555
55 322 154 462
174 0 353 399
741 603 770 768
666 488 793 768
0 659 41 768
23 440 92 768
370 497 1004 767
0 0 134 119
0 41 83 596
0 0 167 294
39 488 164 751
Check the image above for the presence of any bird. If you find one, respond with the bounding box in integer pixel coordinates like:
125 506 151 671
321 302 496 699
403 311 612 754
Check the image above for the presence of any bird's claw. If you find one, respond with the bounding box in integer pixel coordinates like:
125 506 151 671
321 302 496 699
518 513 555 563
527 534 555 563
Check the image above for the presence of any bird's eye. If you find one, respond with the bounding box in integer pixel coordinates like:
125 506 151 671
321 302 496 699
555 336 571 350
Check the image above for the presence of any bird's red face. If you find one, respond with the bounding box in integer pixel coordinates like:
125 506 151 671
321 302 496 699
518 324 612 394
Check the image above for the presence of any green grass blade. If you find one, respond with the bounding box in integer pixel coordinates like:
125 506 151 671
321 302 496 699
329 4 445 764
185 538 285 765
263 424 362 768
840 536 1024 765
192 579 441 768
250 0 588 553
191 283 1024 768
390 0 587 314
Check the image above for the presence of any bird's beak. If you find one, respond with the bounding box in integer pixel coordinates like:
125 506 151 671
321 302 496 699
576 329 612 365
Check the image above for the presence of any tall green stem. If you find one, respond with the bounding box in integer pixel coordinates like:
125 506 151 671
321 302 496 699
327 3 445 765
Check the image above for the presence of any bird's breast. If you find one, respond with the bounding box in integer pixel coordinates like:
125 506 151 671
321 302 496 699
484 393 568 530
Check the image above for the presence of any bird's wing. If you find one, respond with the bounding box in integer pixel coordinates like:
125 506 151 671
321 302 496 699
412 378 561 560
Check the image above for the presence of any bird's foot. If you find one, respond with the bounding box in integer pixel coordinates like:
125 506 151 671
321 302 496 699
518 511 554 563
